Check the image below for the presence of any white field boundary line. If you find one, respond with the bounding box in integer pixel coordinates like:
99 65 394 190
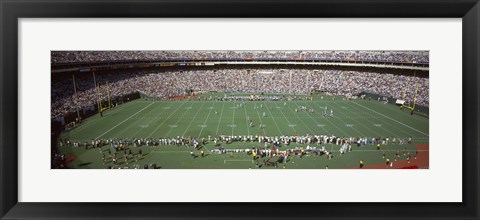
149 116 405 119
263 101 286 135
342 101 400 137
343 101 414 137
215 98 226 135
224 159 254 164
95 102 155 139
330 101 385 137
70 101 137 135
146 149 428 154
352 102 429 137
182 102 206 137
150 151 194 153
146 102 187 138
307 102 349 137
345 149 429 152
197 102 216 139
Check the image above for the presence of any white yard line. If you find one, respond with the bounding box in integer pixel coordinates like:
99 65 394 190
243 102 250 135
291 101 329 134
117 102 173 138
197 102 216 139
330 101 386 137
271 102 297 133
322 101 366 137
95 102 154 139
182 102 206 137
288 101 319 134
146 102 187 138
307 102 349 136
263 101 285 135
215 100 226 135
255 103 267 136
342 101 413 137
162 102 196 138
352 101 429 137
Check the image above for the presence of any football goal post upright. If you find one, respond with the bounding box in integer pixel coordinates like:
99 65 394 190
106 81 112 109
412 81 419 110
96 83 102 112
401 79 419 112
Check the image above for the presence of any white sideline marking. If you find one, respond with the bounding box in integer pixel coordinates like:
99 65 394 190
168 125 178 128
349 150 429 152
148 149 428 154
198 103 216 139
148 150 228 154
224 160 254 164
95 102 154 139
352 102 429 136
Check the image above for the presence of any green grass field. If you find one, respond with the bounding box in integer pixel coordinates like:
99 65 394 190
57 93 429 169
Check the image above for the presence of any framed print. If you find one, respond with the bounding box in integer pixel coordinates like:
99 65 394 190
1 0 479 219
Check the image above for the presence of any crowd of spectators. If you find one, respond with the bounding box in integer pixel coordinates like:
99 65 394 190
51 50 429 64
51 67 429 118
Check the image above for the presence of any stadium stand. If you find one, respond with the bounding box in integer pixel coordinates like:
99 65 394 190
51 67 428 119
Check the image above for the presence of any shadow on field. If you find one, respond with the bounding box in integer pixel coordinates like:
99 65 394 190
78 162 92 167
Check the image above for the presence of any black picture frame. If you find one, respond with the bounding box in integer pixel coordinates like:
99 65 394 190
1 0 479 219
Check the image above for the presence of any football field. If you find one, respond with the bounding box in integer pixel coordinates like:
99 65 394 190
57 93 429 169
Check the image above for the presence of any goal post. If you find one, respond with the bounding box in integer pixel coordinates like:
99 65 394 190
96 82 112 113
400 81 419 114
